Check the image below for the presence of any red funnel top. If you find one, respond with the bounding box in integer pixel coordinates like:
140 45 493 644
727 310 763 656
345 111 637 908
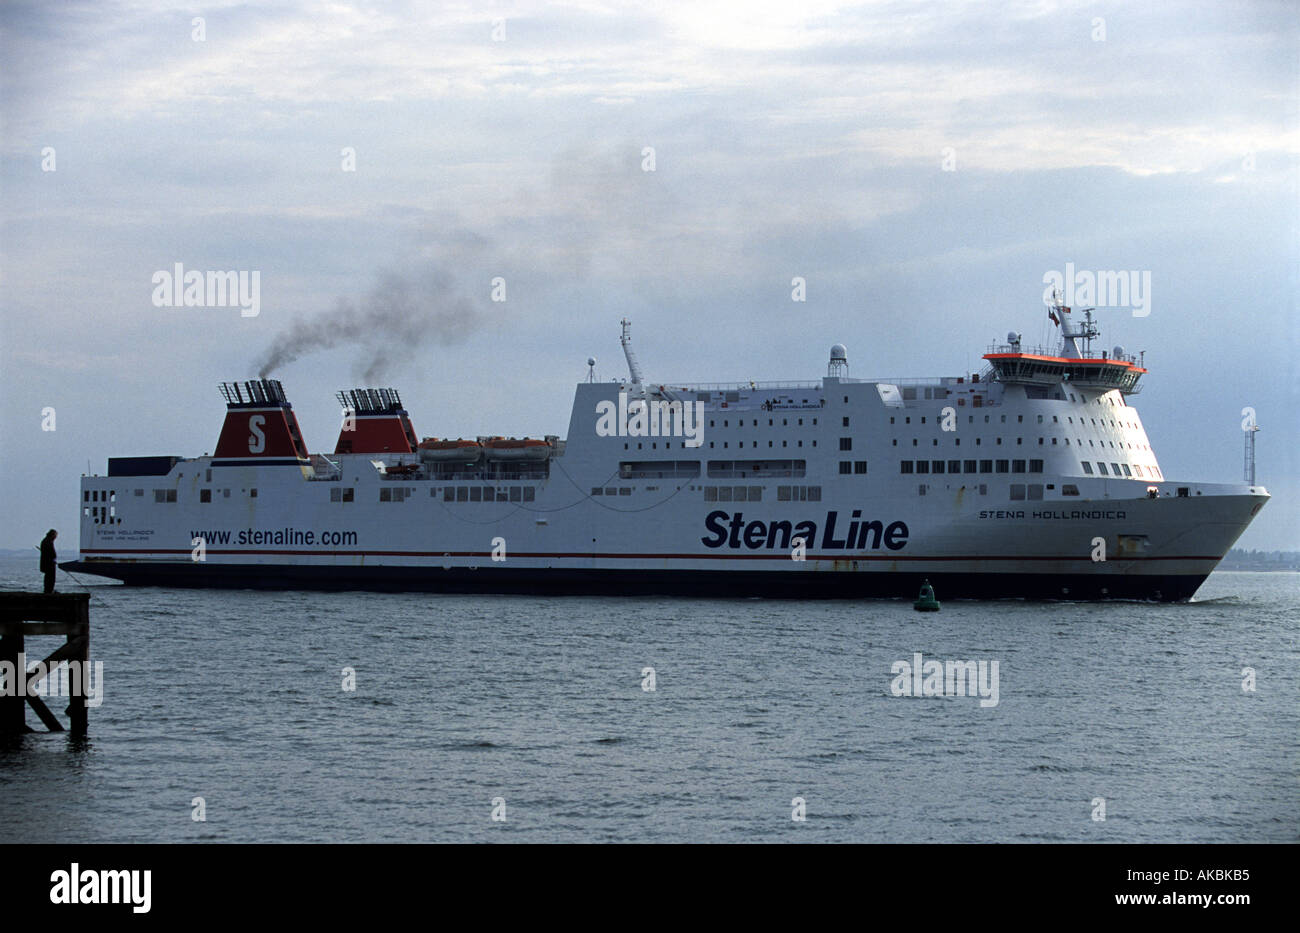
334 388 417 455
213 379 310 463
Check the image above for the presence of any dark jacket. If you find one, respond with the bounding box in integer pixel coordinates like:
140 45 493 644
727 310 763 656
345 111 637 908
39 537 56 573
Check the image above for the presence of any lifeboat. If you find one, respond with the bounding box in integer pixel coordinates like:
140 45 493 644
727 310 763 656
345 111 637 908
417 438 483 462
483 437 552 462
383 463 421 475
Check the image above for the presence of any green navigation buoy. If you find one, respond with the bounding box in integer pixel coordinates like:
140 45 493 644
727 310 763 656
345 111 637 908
913 578 941 612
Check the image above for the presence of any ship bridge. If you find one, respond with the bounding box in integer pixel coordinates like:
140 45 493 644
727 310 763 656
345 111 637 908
982 297 1146 396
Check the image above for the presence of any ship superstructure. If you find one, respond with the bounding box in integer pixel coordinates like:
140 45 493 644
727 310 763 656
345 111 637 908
67 303 1268 600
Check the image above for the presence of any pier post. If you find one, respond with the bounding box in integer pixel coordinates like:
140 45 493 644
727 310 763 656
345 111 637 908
0 593 92 735
0 622 24 733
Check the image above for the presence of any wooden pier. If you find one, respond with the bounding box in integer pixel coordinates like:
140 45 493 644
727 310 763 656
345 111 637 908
0 592 91 735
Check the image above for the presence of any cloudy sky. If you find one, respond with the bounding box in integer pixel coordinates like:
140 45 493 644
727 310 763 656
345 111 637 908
2 0 1297 551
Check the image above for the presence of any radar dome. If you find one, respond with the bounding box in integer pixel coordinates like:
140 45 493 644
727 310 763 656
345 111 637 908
587 357 596 367
1007 331 1021 344
1112 346 1124 359
830 344 848 361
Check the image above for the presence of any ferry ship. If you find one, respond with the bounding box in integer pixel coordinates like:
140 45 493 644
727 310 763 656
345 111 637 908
65 299 1268 600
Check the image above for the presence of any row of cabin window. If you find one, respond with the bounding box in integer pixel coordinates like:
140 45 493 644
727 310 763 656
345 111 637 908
901 459 1044 475
197 489 235 502
1080 461 1159 479
616 459 808 479
891 436 1153 455
703 486 763 502
701 485 825 502
1010 484 1046 500
891 413 1141 430
913 483 1080 498
838 461 869 474
440 486 536 503
624 440 818 450
710 417 818 428
88 488 165 501
152 489 252 503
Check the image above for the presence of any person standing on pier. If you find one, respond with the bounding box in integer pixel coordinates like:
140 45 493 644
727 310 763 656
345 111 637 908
39 529 57 594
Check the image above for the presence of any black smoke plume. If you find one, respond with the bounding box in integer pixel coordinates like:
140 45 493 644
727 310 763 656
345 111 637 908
256 268 482 384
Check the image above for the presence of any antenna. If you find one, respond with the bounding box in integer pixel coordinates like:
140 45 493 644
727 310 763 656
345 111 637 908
1244 420 1260 485
619 318 645 392
1053 294 1099 359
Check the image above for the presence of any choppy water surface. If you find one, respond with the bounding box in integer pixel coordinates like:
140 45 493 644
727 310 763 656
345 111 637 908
1 559 1295 843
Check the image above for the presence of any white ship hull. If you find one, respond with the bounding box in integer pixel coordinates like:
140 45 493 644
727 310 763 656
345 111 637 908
68 356 1269 601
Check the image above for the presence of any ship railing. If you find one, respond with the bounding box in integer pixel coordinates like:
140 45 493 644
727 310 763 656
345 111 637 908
985 343 1142 366
985 343 1058 357
656 380 823 394
854 376 974 387
659 376 979 393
